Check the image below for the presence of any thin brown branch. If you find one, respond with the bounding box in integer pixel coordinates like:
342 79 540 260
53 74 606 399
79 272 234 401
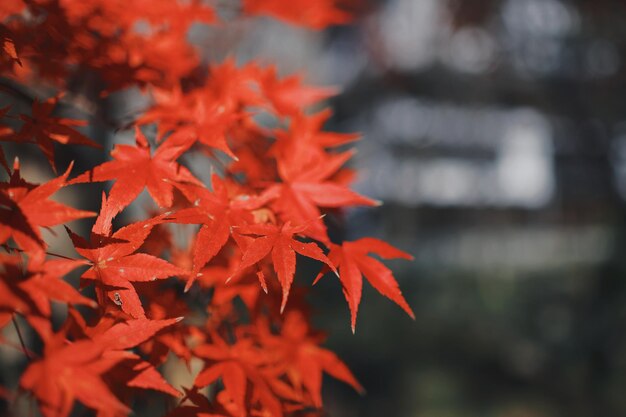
1 244 77 261
11 315 32 362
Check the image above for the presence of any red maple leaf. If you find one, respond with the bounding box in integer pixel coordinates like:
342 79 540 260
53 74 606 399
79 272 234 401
231 222 337 312
21 313 182 417
138 61 262 159
166 174 275 290
316 238 415 332
0 160 95 254
20 331 130 417
258 311 363 408
194 332 283 417
66 194 184 318
141 288 194 364
0 253 96 338
86 315 184 398
270 110 360 159
267 150 378 242
10 95 100 171
256 68 338 116
71 128 203 215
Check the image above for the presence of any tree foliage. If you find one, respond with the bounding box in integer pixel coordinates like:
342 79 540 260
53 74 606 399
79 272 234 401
0 1 414 416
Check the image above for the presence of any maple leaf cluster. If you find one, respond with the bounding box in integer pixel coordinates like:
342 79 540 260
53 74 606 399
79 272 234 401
0 1 413 416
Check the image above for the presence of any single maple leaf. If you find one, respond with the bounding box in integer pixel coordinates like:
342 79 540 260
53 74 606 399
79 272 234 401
10 95 100 171
21 258 95 313
271 110 360 158
258 311 363 407
194 333 283 417
315 238 415 332
0 159 95 254
87 316 184 398
68 305 186 363
71 127 203 215
231 222 337 313
256 68 337 116
267 150 379 242
20 331 130 417
66 194 184 318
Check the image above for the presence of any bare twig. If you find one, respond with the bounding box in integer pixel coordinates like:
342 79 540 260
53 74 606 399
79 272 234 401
11 315 32 362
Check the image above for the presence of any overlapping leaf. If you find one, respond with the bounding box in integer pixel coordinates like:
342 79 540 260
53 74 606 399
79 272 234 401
231 222 337 312
166 174 275 290
67 194 184 318
0 160 95 254
194 332 283 417
71 128 203 214
258 311 363 407
266 150 378 242
316 238 415 332
6 96 101 171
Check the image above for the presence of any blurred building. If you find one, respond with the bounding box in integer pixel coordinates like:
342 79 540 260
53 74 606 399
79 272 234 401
231 1 626 416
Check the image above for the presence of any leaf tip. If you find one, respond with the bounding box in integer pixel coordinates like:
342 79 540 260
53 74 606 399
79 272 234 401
280 294 288 314
312 276 322 286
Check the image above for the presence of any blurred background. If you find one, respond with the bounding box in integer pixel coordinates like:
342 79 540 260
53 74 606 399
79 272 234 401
225 1 626 416
4 1 626 416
